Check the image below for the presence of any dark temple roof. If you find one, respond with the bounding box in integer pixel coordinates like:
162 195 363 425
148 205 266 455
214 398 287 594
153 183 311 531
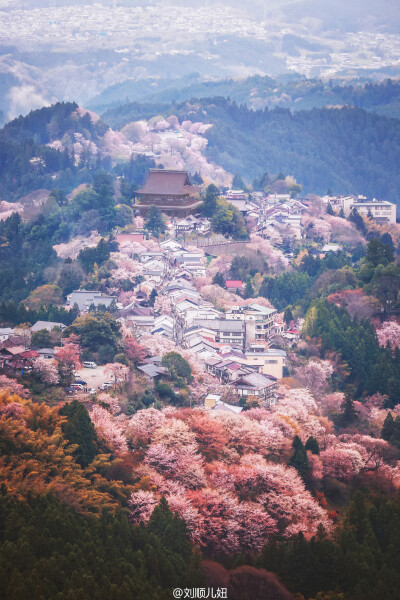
137 170 200 196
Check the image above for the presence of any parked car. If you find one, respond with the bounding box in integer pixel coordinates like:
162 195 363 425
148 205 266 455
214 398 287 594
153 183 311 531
83 361 97 368
89 388 97 395
74 379 87 385
71 383 83 390
99 382 112 390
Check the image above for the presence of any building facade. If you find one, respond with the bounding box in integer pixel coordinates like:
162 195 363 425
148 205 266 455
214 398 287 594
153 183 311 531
136 169 202 217
342 196 396 224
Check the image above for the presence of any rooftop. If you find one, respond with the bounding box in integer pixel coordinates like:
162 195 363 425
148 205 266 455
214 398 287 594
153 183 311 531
240 372 277 388
31 320 66 332
137 169 200 196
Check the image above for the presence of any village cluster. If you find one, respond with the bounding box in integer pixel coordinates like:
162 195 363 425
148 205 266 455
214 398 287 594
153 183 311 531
1 167 397 415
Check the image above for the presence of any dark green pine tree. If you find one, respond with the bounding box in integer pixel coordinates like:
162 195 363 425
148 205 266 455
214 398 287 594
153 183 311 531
305 436 320 455
202 184 219 217
340 394 358 427
326 202 334 215
289 435 310 480
149 288 158 307
390 416 400 449
283 307 294 326
381 412 395 441
212 272 226 287
59 400 98 467
244 280 254 299
144 205 166 237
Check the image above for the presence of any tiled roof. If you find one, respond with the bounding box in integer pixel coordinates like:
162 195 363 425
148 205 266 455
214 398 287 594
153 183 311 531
240 373 277 389
137 170 200 196
137 364 166 378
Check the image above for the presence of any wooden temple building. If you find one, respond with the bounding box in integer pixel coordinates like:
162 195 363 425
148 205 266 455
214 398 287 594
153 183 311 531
136 169 202 217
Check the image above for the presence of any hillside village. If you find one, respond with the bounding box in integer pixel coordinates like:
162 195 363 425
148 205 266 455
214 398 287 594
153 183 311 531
1 167 398 414
3 0 400 595
2 115 400 599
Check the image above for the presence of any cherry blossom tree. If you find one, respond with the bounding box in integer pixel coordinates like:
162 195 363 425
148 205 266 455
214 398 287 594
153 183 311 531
327 289 379 320
293 360 333 400
321 392 345 418
90 405 128 454
0 375 29 398
154 295 172 315
302 216 332 243
109 252 143 283
97 392 121 415
104 363 130 387
320 446 364 481
207 255 232 278
126 408 166 449
128 490 158 523
53 230 100 259
247 234 289 273
55 342 81 380
133 215 145 229
139 333 177 357
124 337 147 364
0 400 25 421
145 441 206 488
376 321 400 349
33 357 60 385
325 214 364 246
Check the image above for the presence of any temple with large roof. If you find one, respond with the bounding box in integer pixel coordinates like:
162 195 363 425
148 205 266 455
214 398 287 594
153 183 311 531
135 169 202 217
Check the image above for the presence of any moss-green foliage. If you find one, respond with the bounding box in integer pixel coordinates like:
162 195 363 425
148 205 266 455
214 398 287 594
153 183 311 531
260 492 400 600
0 490 203 600
175 98 400 203
65 312 121 364
161 352 193 387
0 300 79 327
304 299 400 406
260 272 312 311
59 400 99 467
0 102 109 200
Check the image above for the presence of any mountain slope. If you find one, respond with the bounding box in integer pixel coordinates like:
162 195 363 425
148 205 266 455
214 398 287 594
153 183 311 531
172 98 400 202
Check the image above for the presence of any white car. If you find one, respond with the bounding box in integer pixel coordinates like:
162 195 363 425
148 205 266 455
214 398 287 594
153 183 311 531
89 388 97 395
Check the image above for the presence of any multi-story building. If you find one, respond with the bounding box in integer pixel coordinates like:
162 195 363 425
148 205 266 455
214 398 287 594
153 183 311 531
340 196 396 224
233 372 278 406
244 345 287 379
225 303 277 343
193 318 246 348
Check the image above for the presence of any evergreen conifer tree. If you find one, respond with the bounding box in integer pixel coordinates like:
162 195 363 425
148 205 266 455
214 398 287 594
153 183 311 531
289 435 310 480
305 436 320 455
340 394 358 427
381 412 395 441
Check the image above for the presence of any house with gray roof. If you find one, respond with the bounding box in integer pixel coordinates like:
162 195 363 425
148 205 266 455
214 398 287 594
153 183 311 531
233 372 278 406
31 321 66 332
66 290 116 312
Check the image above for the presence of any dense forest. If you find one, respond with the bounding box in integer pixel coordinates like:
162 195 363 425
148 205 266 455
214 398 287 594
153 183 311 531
0 102 110 200
174 99 400 202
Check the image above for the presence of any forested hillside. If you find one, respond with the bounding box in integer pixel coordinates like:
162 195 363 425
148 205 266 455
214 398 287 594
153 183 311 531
98 75 400 119
174 99 400 202
0 102 109 200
